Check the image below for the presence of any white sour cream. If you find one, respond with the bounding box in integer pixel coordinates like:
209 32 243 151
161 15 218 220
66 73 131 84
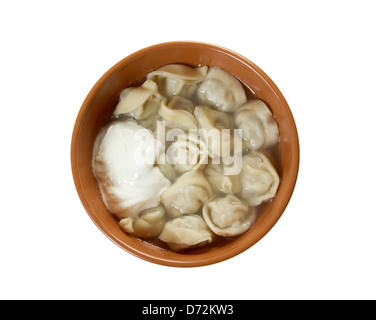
93 120 170 219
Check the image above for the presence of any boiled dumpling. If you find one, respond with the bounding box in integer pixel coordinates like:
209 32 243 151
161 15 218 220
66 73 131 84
204 162 241 194
113 79 160 120
194 105 236 158
203 194 256 237
119 205 166 238
160 170 212 218
197 67 247 112
234 99 279 150
157 162 178 182
166 131 209 174
158 214 213 251
240 151 279 206
137 96 161 131
148 64 208 98
167 95 195 112
158 97 198 131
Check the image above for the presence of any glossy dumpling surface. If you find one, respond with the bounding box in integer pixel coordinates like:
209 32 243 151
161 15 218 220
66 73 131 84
157 161 178 182
158 214 213 251
166 131 209 174
197 67 247 112
194 105 235 158
158 97 198 131
148 64 207 98
204 162 241 194
113 79 159 119
234 99 279 150
240 151 279 206
203 194 256 237
119 205 166 238
160 170 212 218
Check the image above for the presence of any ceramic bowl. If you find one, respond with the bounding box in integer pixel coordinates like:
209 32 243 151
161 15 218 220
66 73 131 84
71 41 299 267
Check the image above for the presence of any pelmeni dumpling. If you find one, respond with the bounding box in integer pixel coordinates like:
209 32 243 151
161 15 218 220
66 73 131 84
241 151 279 206
168 95 195 112
158 98 198 131
235 99 279 150
113 79 159 119
204 162 241 194
157 162 178 182
148 64 208 98
158 214 213 251
160 170 212 218
203 194 256 237
166 132 209 174
136 96 162 131
119 205 166 238
194 106 235 158
197 67 247 112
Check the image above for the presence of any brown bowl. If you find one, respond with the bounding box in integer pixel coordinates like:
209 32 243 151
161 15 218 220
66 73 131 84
71 41 299 267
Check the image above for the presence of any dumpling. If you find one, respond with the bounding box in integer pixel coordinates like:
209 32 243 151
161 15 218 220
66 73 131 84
157 162 178 182
166 131 209 174
203 195 256 237
158 97 198 131
113 79 159 120
234 99 279 150
136 95 161 131
160 170 212 218
194 106 236 158
119 205 166 238
204 162 241 194
148 64 208 98
197 67 247 112
240 151 279 206
167 95 195 112
158 214 213 251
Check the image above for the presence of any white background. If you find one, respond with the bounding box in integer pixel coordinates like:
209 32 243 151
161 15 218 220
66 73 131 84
1 0 375 300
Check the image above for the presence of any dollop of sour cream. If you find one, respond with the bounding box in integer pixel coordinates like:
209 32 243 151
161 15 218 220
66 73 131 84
93 120 170 219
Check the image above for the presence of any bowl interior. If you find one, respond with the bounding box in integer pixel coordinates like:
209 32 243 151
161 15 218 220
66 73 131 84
71 42 299 267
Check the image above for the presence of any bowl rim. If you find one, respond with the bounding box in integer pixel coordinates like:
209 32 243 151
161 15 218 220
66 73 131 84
71 41 300 267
